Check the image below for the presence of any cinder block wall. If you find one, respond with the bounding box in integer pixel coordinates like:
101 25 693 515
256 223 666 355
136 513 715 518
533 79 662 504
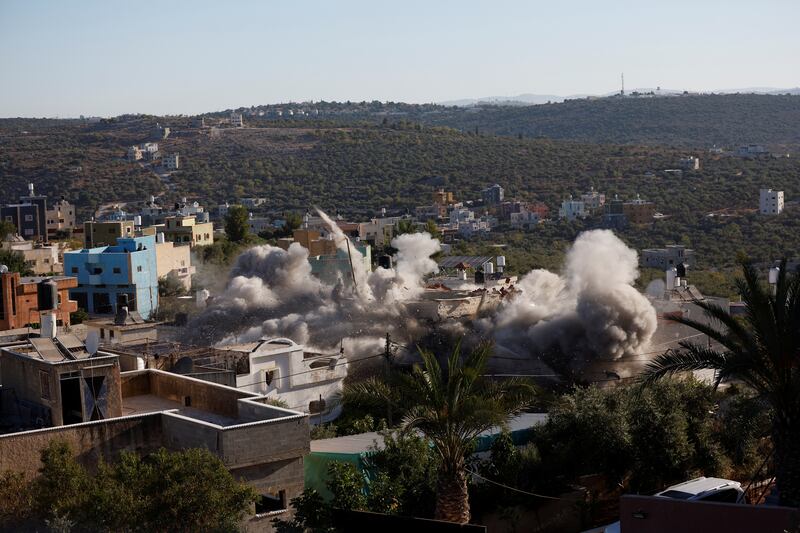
0 414 164 478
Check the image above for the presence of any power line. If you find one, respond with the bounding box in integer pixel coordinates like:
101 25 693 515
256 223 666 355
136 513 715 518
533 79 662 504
466 468 564 500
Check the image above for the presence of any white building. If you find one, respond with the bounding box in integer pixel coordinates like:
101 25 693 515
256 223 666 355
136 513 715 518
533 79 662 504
580 187 606 211
759 188 784 215
230 113 244 128
226 338 347 424
358 216 406 247
248 216 273 234
641 244 696 270
510 210 540 229
163 153 180 170
679 156 700 170
558 197 586 221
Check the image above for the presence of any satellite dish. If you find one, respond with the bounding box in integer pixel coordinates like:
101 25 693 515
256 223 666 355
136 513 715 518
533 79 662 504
85 330 100 355
0 265 8 274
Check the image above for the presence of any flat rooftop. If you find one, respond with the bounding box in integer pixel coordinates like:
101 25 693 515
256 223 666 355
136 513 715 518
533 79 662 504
122 394 240 427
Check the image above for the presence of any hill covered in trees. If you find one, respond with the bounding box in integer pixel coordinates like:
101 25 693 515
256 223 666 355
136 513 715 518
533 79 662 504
1 114 798 271
233 93 800 149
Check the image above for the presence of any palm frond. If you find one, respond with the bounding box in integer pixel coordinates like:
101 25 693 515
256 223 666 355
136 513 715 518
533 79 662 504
640 345 730 385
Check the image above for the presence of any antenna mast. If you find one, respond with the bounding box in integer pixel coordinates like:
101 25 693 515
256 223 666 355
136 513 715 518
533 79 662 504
621 73 625 96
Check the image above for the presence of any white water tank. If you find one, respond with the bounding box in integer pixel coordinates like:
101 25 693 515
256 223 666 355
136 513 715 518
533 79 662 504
156 232 165 244
484 261 495 275
133 215 142 227
666 268 677 290
496 256 506 273
40 313 57 339
769 266 780 285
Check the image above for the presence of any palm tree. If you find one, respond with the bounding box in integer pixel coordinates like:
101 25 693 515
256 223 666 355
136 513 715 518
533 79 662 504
341 342 537 523
641 260 800 507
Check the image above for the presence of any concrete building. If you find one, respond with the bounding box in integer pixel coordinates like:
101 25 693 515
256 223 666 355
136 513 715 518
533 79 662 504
679 156 700 170
231 112 244 127
45 197 77 236
759 188 784 215
357 216 405 247
278 229 338 257
155 235 194 292
482 184 505 205
248 216 274 235
0 333 310 531
277 230 371 285
127 146 143 161
0 273 77 331
224 338 348 424
602 196 628 229
308 244 372 287
64 235 159 319
240 198 267 208
1 239 62 275
641 244 696 270
510 209 540 229
162 153 180 170
623 195 656 225
736 144 769 158
162 215 214 247
84 220 136 248
432 189 455 205
85 311 159 351
1 184 49 242
580 187 606 211
558 197 586 221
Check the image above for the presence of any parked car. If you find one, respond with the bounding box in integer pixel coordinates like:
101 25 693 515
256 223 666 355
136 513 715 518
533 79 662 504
595 477 745 533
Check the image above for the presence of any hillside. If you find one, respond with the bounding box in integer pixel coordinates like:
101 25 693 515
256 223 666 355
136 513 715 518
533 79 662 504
1 117 799 269
233 93 800 149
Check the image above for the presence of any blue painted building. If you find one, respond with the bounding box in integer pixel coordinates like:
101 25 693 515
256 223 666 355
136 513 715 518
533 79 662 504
63 235 158 319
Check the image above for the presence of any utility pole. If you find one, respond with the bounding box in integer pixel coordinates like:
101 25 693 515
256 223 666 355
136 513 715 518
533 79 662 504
621 73 625 96
384 332 393 427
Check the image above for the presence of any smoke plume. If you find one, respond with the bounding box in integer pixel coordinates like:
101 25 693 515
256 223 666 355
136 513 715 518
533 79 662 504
483 230 657 361
189 214 656 370
187 217 441 355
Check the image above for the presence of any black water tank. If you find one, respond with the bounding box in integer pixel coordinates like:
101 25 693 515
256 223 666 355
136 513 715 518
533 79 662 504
676 263 687 278
475 270 485 284
37 279 58 311
117 293 130 309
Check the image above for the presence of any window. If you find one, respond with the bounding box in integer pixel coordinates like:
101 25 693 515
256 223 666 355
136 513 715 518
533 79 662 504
24 214 33 222
113 267 121 274
699 489 740 503
180 260 185 266
40 371 51 400
92 267 102 275
100 328 105 339
109 330 115 339
24 229 34 236
136 266 142 272
4 216 11 222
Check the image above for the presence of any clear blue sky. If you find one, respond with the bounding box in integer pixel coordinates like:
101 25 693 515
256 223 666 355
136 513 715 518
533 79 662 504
1 0 798 117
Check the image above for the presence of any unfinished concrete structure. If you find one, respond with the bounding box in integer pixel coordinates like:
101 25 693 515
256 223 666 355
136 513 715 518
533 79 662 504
0 334 310 531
